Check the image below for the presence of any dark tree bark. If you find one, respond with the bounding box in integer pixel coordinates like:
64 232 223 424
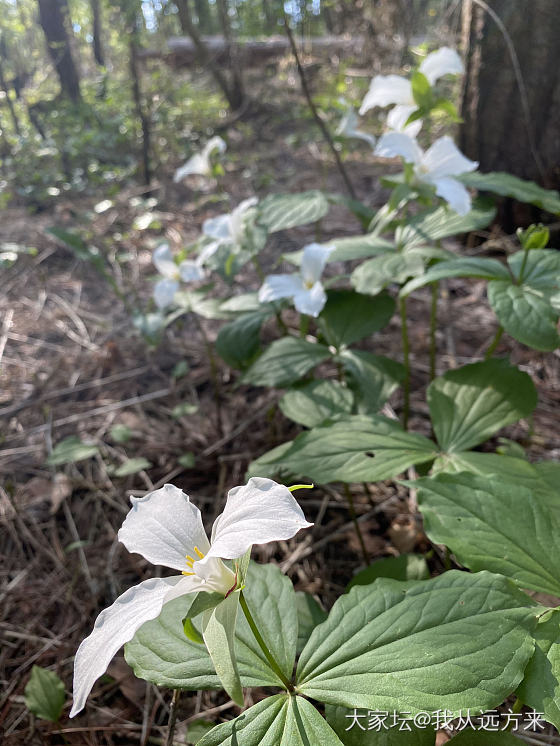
216 0 244 109
37 0 81 101
176 0 244 110
130 27 151 184
194 0 212 33
460 0 560 194
90 0 105 67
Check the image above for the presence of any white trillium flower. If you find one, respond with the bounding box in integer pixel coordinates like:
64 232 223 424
152 243 205 310
201 196 259 263
375 133 478 215
173 136 226 182
336 108 376 148
70 477 312 717
359 46 464 116
258 243 335 318
419 47 464 85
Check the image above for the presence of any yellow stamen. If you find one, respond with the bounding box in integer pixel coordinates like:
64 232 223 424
182 571 195 576
194 546 205 559
185 554 195 565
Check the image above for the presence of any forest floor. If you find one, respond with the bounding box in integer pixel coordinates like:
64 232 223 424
1 75 560 746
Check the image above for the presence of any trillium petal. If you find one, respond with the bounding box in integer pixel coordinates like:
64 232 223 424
301 243 335 285
337 109 376 148
153 278 179 310
205 477 313 561
197 240 222 265
359 75 413 114
293 281 327 317
258 274 304 303
203 214 232 240
419 46 464 85
153 244 178 279
432 176 473 216
375 131 423 164
173 153 209 182
179 259 205 283
118 484 210 571
70 576 183 717
202 135 227 159
421 135 478 179
386 104 422 137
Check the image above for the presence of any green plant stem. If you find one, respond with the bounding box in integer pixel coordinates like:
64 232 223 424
429 281 438 382
239 591 294 692
276 311 289 336
193 314 224 436
484 326 504 359
299 314 310 339
517 244 530 284
344 484 369 565
399 296 410 430
165 689 180 746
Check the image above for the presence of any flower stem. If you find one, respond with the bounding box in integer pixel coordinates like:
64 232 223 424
299 314 310 339
344 484 369 565
484 326 504 359
165 689 180 746
517 245 530 284
399 296 410 430
239 591 294 692
429 281 438 382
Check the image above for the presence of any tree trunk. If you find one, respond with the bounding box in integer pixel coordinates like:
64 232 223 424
37 0 81 101
194 0 212 33
460 0 560 196
130 30 151 184
90 0 105 67
175 0 243 110
216 0 244 110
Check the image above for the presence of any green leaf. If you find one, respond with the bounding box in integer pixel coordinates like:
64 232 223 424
279 380 354 428
220 292 261 314
48 227 108 278
187 719 215 744
248 415 438 484
243 337 330 388
352 251 427 297
508 248 560 291
448 731 524 745
517 608 560 730
413 472 560 596
339 350 405 413
216 311 269 369
434 451 560 519
114 457 152 477
410 71 432 109
24 666 65 722
202 591 243 706
432 97 461 122
487 248 560 350
487 281 560 351
172 402 199 418
326 705 435 745
109 424 133 443
259 190 329 233
296 571 537 714
318 290 395 348
125 563 297 691
347 554 430 591
198 694 345 746
427 359 537 453
395 200 496 248
401 257 510 297
296 592 328 655
458 171 560 215
178 451 196 469
283 235 396 266
183 617 204 644
46 436 99 466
